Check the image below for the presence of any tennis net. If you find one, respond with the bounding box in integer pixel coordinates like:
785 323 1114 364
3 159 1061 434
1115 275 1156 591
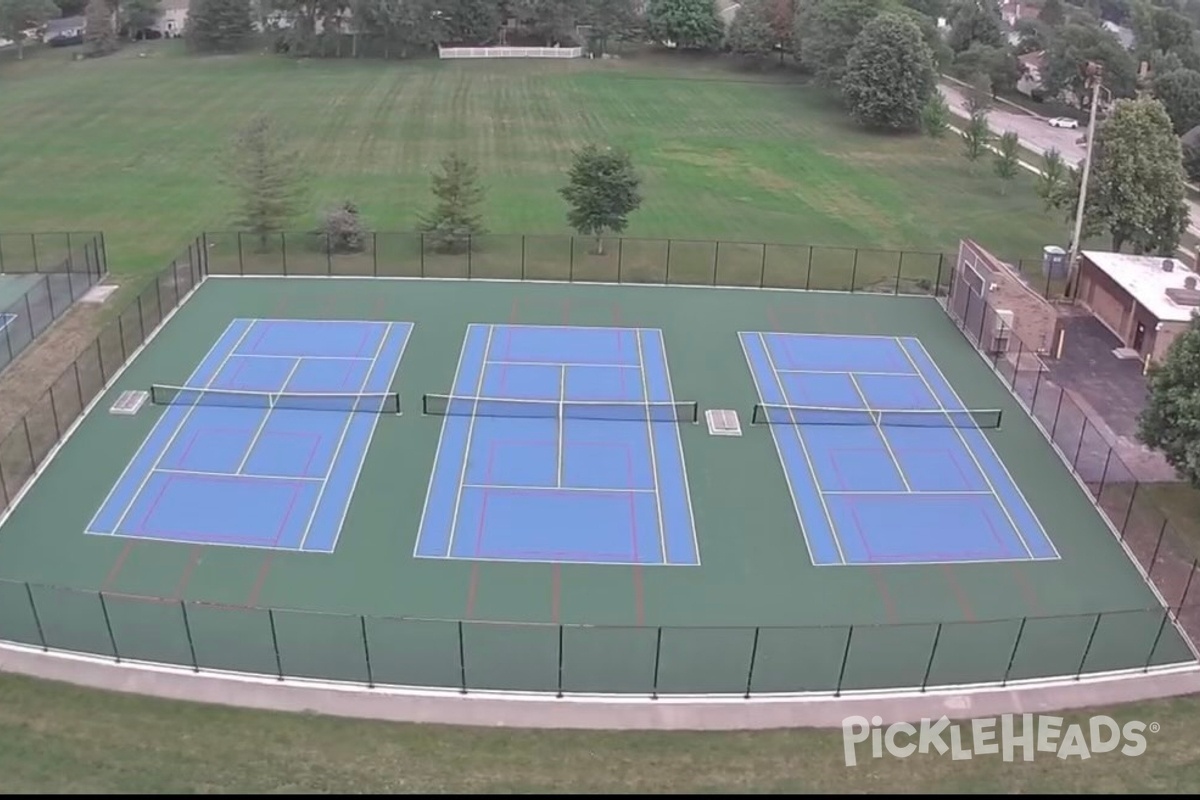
750 404 1002 429
422 394 699 423
149 385 401 414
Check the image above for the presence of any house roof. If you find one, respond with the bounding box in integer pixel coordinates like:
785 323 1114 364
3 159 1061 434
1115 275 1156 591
45 16 85 34
1018 50 1046 70
1082 250 1200 323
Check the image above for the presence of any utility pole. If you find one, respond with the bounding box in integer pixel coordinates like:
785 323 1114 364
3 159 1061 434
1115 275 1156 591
1066 62 1104 298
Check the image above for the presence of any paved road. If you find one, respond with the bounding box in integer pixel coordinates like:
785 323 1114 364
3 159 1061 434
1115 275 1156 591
938 82 1200 243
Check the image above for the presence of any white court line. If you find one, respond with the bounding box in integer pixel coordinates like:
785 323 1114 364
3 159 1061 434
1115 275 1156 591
652 328 702 566
228 353 376 362
156 467 324 483
487 322 648 333
234 357 301 475
758 332 847 565
444 324 496 559
904 337 1059 560
413 325 477 558
324 323 412 554
776 368 915 376
297 322 393 552
557 365 565 488
461 483 657 493
635 329 667 565
485 359 639 369
847 372 911 492
895 337 1037 560
822 489 992 495
106 322 257 536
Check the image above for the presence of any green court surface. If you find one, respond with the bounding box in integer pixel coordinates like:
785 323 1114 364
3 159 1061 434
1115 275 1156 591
0 275 1192 695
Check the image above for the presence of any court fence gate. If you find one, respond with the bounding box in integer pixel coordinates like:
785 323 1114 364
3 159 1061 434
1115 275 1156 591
0 232 1196 697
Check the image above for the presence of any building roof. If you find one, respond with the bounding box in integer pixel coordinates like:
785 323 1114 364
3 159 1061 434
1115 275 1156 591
1082 250 1200 323
45 16 85 34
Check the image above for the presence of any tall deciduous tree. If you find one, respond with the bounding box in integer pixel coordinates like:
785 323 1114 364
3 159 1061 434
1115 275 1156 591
795 0 887 85
1065 97 1190 253
993 130 1020 191
0 0 58 59
646 0 722 50
954 42 1023 97
221 114 310 248
1138 318 1200 486
418 153 487 254
840 12 936 132
122 0 162 38
578 0 641 55
1037 148 1067 210
1040 0 1065 26
85 0 120 56
1044 21 1138 107
962 109 991 168
1153 68 1200 136
726 0 777 59
186 0 255 52
559 144 642 255
945 0 1003 54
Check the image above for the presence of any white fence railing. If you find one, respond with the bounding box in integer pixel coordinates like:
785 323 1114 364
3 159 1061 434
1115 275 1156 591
438 46 583 59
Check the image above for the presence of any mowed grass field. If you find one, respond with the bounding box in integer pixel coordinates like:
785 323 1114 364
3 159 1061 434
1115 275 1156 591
0 42 1073 275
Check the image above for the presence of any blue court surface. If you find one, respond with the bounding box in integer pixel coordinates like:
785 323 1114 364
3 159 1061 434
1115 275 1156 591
416 323 699 565
86 318 412 552
740 332 1059 566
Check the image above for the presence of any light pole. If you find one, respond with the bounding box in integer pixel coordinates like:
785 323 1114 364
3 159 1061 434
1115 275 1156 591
1066 62 1109 297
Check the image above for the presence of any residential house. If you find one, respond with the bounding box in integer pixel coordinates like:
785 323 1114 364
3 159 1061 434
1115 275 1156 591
1016 49 1047 99
1000 0 1040 27
154 0 190 38
44 16 86 47
1102 20 1135 51
717 0 741 28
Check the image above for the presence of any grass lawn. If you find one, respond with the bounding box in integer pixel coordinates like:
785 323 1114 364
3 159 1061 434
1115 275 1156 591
0 42 1074 277
1 672 1200 792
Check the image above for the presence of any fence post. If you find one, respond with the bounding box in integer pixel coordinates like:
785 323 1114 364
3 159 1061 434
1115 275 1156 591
1144 607 1172 672
568 236 573 281
24 582 46 651
1049 390 1066 440
1002 617 1027 686
73 362 84 417
21 418 35 471
664 240 672 285
136 294 146 344
48 387 61 440
372 233 378 277
1030 368 1044 415
99 592 120 663
617 237 624 282
1121 482 1140 535
744 626 760 699
0 233 5 272
759 243 767 288
894 253 904 295
279 232 288 275
0 458 8 507
326 232 333 275
23 292 35 341
30 233 38 272
1177 559 1199 610
920 623 943 692
1072 420 1089 470
651 627 663 700
1148 519 1170 575
360 616 374 688
180 600 199 672
849 249 859 292
2 323 13 369
457 620 467 694
556 624 564 699
834 626 854 697
935 253 945 296
420 234 425 278
66 232 74 272
268 608 283 680
712 241 720 286
98 232 109 276
805 247 814 290
521 235 527 280
237 233 245 275
1075 613 1103 680
467 235 473 278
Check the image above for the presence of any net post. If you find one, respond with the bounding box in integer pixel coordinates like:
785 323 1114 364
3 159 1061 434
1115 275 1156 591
181 600 199 672
744 626 760 699
1002 617 1026 686
1144 607 1172 672
25 582 47 651
458 620 468 694
651 626 663 700
361 615 374 688
556 624 564 699
1075 612 1103 680
920 623 942 692
834 625 853 697
99 591 120 663
268 608 284 680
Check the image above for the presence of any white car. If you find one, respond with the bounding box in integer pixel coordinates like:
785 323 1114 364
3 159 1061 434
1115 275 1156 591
1048 117 1080 129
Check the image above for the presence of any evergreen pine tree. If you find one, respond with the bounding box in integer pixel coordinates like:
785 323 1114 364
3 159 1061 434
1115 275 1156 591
417 153 487 255
185 0 254 53
84 0 120 57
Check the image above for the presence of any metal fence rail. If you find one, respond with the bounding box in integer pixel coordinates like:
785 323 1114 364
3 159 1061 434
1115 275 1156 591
0 232 107 276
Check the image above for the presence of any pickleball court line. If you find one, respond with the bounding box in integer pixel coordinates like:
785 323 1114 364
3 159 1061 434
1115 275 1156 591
443 324 496 560
233 356 302 475
634 328 667 565
845 370 911 492
647 327 701 566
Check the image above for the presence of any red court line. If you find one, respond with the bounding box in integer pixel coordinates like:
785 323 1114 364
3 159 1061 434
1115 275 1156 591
173 546 202 601
246 553 275 607
941 564 976 621
102 540 136 592
869 566 898 623
614 301 648 621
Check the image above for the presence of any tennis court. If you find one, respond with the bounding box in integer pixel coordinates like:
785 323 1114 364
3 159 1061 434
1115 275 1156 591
415 323 698 565
85 318 412 553
742 332 1059 566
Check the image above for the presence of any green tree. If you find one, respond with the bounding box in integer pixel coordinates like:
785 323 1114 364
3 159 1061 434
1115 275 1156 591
921 90 950 137
1044 21 1139 107
1041 0 1066 26
1184 143 1200 183
418 153 488 254
221 114 310 249
559 144 642 255
993 130 1021 191
840 12 936 131
899 0 946 19
437 0 501 44
954 42 1023 96
578 0 641 55
1065 97 1190 253
1014 18 1049 54
945 0 1003 54
795 0 887 85
514 0 584 45
962 109 991 168
321 200 366 254
647 0 722 50
85 0 120 56
0 0 58 59
1138 318 1200 486
185 0 255 53
1131 1 1194 63
726 0 777 59
121 0 162 38
1153 68 1200 135
355 0 444 59
1037 148 1067 210
896 4 952 70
